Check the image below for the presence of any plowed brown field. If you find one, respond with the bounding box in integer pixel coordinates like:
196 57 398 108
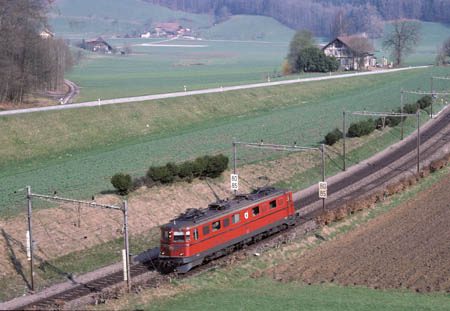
268 172 450 293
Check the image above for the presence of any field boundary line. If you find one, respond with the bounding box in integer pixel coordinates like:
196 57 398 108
0 66 429 117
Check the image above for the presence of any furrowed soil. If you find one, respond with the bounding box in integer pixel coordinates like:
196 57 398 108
266 172 450 293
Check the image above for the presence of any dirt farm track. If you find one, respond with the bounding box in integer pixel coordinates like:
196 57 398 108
268 172 450 293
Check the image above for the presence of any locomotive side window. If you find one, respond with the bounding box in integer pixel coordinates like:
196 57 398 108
186 230 191 242
269 200 277 209
173 231 185 242
287 195 291 203
193 229 199 240
252 206 260 216
232 213 240 224
212 220 221 232
162 230 171 241
223 217 230 228
203 225 210 235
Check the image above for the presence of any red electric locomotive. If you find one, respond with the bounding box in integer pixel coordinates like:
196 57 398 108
159 186 296 273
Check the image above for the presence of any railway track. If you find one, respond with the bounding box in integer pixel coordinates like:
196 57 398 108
15 106 450 310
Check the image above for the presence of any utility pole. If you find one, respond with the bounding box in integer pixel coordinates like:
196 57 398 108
430 74 433 118
232 137 237 196
26 186 34 292
400 88 404 140
417 111 420 175
343 111 346 171
26 190 128 292
321 144 326 215
123 200 131 292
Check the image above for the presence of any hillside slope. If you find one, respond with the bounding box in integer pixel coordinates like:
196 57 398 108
144 0 450 36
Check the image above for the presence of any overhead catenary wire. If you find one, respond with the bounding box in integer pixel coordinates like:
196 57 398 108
26 188 132 292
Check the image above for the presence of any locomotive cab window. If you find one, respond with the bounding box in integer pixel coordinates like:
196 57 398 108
223 217 230 228
269 200 277 209
173 231 185 242
162 230 171 241
186 230 191 242
193 229 199 240
232 213 240 224
252 206 260 216
203 225 210 235
212 220 221 232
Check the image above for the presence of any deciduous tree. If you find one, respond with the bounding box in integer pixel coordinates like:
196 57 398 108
287 29 315 68
382 20 422 66
0 0 73 104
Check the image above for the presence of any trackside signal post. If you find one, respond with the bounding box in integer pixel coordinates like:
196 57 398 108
232 138 327 210
25 187 132 292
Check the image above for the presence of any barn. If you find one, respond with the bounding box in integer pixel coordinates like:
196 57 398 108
85 37 113 54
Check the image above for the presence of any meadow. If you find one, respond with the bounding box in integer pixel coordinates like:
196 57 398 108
1 66 449 218
49 0 214 40
68 39 291 102
142 278 450 311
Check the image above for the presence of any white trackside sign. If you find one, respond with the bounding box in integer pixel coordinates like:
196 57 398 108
319 182 327 199
231 174 239 191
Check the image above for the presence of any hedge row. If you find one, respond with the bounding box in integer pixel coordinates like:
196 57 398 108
324 95 432 145
146 154 229 183
111 154 229 194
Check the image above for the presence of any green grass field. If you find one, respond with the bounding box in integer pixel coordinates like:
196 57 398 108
141 278 450 311
67 39 290 102
2 66 450 218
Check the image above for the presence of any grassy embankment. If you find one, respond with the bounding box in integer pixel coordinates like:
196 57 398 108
96 158 450 311
2 67 448 218
3 67 450 214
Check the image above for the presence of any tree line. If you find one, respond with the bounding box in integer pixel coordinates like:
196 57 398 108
0 0 73 105
143 0 450 36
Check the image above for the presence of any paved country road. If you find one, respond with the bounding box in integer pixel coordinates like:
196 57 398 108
0 66 428 117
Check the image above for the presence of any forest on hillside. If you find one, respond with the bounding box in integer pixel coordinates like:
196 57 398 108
143 0 450 36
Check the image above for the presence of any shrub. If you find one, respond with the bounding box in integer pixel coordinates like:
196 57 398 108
403 103 418 114
205 154 229 178
281 61 293 76
417 95 432 109
147 165 174 183
295 47 340 73
111 173 132 195
131 176 146 191
325 128 343 145
177 161 194 178
348 118 376 137
192 156 209 177
165 162 179 180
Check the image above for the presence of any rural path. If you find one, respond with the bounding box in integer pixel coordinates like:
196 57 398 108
0 66 428 117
